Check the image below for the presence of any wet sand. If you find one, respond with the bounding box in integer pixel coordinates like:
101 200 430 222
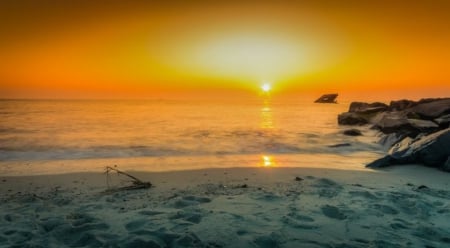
1 166 450 247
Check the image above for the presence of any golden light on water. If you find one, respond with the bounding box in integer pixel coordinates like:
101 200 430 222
260 105 274 129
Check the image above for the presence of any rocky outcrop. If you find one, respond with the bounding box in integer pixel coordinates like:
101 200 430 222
339 98 450 135
338 97 450 171
349 102 388 114
315 94 338 103
337 102 388 125
366 128 450 171
388 99 417 111
338 112 369 125
409 98 450 119
435 114 450 127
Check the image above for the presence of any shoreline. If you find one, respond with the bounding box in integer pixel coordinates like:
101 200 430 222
0 151 383 177
1 166 449 247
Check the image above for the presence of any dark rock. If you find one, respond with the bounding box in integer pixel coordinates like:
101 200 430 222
406 112 421 119
378 133 406 150
340 98 450 172
435 114 450 127
389 99 417 111
349 102 388 113
402 128 450 167
295 176 303 181
443 156 450 172
407 119 439 132
315 94 338 103
328 143 351 148
371 114 438 136
418 97 449 104
417 185 429 190
348 102 367 112
409 98 450 119
367 128 450 170
343 129 362 136
360 106 389 114
338 112 368 125
366 155 393 168
370 112 412 134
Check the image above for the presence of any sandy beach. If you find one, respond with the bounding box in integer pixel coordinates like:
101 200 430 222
1 165 449 247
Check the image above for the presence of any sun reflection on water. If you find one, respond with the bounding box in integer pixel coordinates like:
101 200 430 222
260 99 274 129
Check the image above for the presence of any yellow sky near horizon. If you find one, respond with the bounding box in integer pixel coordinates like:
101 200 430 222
1 1 449 100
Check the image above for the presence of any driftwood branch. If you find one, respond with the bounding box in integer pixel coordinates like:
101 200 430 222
105 166 152 192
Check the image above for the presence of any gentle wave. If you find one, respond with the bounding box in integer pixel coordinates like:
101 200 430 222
0 100 382 164
0 129 382 160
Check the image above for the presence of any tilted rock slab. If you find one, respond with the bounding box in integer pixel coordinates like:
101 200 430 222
367 128 450 171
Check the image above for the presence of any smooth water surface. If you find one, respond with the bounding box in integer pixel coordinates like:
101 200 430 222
0 98 383 175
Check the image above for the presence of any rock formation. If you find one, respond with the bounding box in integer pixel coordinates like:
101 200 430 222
366 128 450 171
338 98 450 171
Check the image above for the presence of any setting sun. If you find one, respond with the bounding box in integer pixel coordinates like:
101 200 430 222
262 155 274 167
261 83 271 92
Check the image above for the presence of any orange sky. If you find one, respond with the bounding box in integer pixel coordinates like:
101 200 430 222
1 0 449 100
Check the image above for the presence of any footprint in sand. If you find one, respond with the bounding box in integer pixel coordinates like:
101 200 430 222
313 178 343 198
120 237 164 248
254 235 280 248
412 226 450 244
348 190 378 200
169 210 203 224
236 229 248 236
170 195 211 209
287 212 315 222
372 204 399 215
321 205 346 220
281 212 317 229
4 230 33 244
282 216 318 230
138 210 165 216
125 219 148 232
390 222 408 230
47 212 110 246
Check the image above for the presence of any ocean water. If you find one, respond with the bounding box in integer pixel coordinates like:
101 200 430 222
0 99 383 175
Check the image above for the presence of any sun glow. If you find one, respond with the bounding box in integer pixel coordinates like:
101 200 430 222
262 155 274 167
261 83 271 92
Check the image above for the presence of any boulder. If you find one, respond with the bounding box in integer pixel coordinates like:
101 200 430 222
367 128 450 170
377 132 406 151
434 114 450 127
343 129 362 136
370 112 412 134
337 112 368 125
418 97 449 104
407 119 439 132
349 102 388 113
348 102 365 112
388 99 417 111
409 98 450 119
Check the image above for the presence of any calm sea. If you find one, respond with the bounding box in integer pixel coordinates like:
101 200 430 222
0 99 383 175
